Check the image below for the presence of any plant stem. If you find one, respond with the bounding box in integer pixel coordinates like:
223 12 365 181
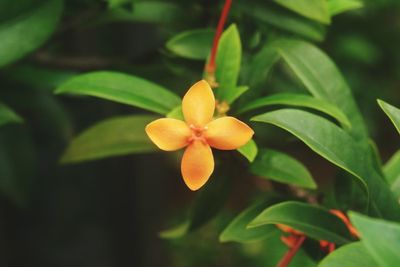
205 0 232 77
277 235 306 267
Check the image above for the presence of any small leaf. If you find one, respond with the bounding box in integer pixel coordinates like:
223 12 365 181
251 149 316 189
377 99 400 134
0 103 23 127
224 86 249 104
239 93 351 129
56 71 181 115
214 24 242 103
61 115 158 164
384 150 400 198
248 201 352 244
237 139 258 162
328 0 363 16
166 28 214 60
219 196 282 243
319 242 378 267
274 0 331 24
131 1 183 24
252 109 400 220
166 105 184 120
0 0 63 67
349 212 400 267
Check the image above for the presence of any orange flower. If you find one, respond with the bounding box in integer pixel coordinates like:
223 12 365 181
145 80 254 190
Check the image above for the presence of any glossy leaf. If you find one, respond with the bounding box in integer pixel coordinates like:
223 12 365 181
319 242 377 267
248 201 352 244
239 93 351 129
272 39 368 140
214 24 242 103
349 212 400 267
220 196 282 243
224 86 249 104
237 139 258 162
0 0 63 67
328 0 363 16
61 115 158 164
239 1 326 42
56 71 180 115
274 0 330 24
384 150 400 198
378 99 400 134
166 29 214 60
251 149 316 189
0 103 22 127
252 109 400 220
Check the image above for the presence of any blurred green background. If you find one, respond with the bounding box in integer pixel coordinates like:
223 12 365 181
0 0 399 266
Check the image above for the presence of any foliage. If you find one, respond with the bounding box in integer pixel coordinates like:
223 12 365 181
1 0 399 266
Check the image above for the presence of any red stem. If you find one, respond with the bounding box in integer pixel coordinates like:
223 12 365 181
277 236 306 267
206 0 232 74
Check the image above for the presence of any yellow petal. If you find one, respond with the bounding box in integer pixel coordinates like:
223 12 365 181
205 116 254 150
182 80 215 127
181 140 214 191
145 118 191 151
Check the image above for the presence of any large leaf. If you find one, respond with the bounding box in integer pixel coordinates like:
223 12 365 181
251 149 316 189
214 24 242 103
252 109 400 220
271 39 368 141
166 28 214 60
349 212 400 267
239 1 326 42
220 196 282 243
239 93 351 129
378 99 400 134
0 0 63 67
0 103 22 127
248 201 352 244
274 0 330 24
61 115 158 164
318 242 377 267
56 71 181 115
328 0 363 16
384 150 400 198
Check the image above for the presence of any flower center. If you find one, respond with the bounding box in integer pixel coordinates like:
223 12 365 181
188 124 208 144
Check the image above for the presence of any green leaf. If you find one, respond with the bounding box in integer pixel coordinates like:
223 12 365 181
274 0 330 24
239 1 326 42
248 201 352 244
224 86 249 104
166 105 184 120
272 39 368 141
251 149 316 189
328 0 363 16
131 1 183 24
60 115 157 164
0 103 22 127
349 212 400 267
0 0 63 67
56 71 181 115
214 24 242 103
237 139 258 162
238 93 351 129
219 196 282 243
377 99 400 134
384 150 400 198
252 109 400 220
166 29 214 60
108 0 130 9
319 242 378 267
